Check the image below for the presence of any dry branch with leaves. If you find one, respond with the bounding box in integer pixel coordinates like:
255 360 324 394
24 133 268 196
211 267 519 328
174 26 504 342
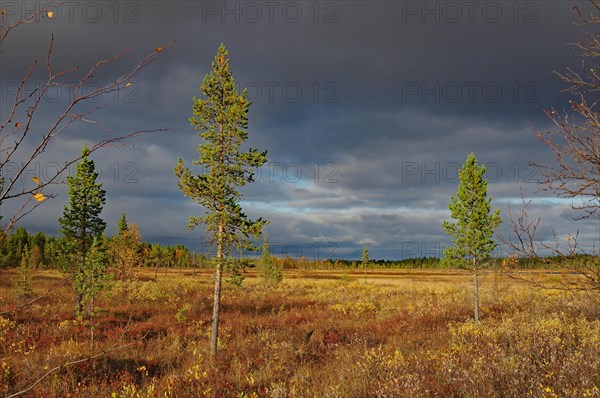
0 3 173 239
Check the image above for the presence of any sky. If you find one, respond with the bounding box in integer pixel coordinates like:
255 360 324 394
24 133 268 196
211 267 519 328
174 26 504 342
1 0 599 260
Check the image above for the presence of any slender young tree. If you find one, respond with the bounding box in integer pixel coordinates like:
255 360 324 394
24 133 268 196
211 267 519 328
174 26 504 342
76 235 111 351
259 234 282 286
58 145 106 314
442 153 502 323
362 245 369 284
174 44 268 357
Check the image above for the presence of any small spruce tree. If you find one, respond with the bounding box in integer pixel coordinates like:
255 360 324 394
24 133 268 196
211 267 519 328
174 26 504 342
58 145 107 315
76 236 112 351
13 244 33 300
117 212 128 236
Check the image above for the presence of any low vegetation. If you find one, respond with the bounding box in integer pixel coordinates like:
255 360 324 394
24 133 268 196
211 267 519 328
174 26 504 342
1 267 598 397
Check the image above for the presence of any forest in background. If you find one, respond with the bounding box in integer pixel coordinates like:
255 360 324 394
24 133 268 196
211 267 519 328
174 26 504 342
1 225 595 271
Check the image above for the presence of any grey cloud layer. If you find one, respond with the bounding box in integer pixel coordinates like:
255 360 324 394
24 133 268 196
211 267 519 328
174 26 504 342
2 0 598 259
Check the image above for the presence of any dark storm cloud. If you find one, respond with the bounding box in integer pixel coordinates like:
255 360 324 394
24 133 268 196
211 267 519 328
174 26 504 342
1 0 598 259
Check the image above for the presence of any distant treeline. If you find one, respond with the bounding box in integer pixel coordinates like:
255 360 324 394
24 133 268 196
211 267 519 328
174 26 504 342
331 256 597 270
0 227 594 270
0 227 206 269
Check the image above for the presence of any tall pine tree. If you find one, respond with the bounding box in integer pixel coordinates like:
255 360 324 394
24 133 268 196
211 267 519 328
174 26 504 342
59 145 106 314
442 153 501 323
174 44 268 357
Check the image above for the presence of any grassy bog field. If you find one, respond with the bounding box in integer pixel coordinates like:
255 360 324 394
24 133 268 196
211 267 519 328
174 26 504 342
1 268 599 397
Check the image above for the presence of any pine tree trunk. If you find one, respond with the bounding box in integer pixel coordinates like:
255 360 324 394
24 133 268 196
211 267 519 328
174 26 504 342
210 222 224 358
473 256 479 324
76 262 84 315
77 239 87 315
77 291 83 314
91 293 95 353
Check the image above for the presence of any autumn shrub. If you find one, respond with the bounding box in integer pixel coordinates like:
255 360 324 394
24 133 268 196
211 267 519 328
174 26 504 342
2 269 600 397
112 280 174 303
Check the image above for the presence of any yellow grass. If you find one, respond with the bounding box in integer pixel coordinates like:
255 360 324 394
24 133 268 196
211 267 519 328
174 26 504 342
1 268 599 397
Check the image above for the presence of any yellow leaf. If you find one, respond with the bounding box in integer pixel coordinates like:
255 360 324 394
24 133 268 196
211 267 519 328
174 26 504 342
155 46 163 52
47 10 54 18
32 177 40 184
34 193 46 202
15 122 20 128
125 82 132 87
